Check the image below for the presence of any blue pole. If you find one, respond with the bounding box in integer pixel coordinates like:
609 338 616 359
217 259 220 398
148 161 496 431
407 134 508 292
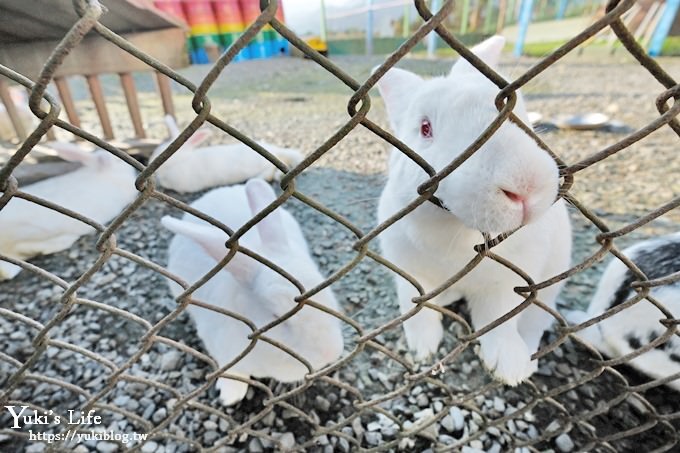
649 0 680 56
513 0 533 57
556 0 568 20
366 0 374 55
427 0 442 58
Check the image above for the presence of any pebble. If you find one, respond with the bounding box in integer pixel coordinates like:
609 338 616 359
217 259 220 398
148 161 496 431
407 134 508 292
159 350 182 371
449 407 465 431
277 432 295 451
314 395 331 412
152 408 167 424
141 442 158 453
556 433 575 452
364 431 382 446
440 415 455 433
96 442 119 453
247 438 263 452
493 397 506 413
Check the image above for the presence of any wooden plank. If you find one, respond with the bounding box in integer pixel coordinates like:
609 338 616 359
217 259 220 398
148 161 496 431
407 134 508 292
0 79 28 140
86 75 114 140
119 73 145 138
156 72 175 118
0 28 188 80
54 77 80 128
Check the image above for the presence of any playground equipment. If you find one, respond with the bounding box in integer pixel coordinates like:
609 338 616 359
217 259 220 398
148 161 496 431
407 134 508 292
153 0 289 63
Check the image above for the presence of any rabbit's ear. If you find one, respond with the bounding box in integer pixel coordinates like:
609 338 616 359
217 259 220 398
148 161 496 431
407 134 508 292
164 115 180 138
245 179 287 246
161 216 258 281
185 128 212 149
374 67 423 131
48 142 103 167
450 35 505 76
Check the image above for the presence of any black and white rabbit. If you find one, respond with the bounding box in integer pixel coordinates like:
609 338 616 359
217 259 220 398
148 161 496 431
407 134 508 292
567 233 680 390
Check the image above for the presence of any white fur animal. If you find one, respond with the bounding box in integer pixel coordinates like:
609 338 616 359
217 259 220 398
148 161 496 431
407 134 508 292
0 142 138 280
150 116 304 193
567 233 680 390
376 36 572 385
162 179 344 405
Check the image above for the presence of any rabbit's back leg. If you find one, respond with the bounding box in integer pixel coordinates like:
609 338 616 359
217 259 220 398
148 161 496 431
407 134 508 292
0 261 21 280
216 374 249 406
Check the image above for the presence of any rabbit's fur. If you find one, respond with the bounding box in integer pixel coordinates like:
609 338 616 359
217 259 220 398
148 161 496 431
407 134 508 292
567 233 680 390
376 36 572 385
150 116 304 193
0 142 137 280
162 179 344 405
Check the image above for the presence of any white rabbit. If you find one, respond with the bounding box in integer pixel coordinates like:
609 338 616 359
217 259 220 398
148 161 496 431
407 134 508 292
375 36 572 385
0 86 38 141
567 233 680 390
0 142 138 280
162 178 344 405
150 115 304 193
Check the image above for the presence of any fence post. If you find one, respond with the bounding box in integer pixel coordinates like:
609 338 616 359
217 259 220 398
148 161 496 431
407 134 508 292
497 0 507 32
484 0 495 34
366 0 374 55
648 0 680 56
319 0 328 43
556 0 568 20
427 0 442 58
461 0 471 34
403 2 411 37
513 0 533 57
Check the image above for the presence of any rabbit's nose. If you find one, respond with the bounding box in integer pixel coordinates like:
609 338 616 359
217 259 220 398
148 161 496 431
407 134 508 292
501 189 529 224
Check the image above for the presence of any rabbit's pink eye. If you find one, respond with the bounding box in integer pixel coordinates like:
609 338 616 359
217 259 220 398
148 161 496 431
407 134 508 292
421 118 432 138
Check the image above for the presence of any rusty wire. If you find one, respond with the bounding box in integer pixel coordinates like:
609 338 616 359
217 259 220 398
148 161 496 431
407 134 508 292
0 0 678 451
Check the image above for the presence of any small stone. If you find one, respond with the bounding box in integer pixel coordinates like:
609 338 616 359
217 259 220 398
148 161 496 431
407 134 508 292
247 438 263 452
364 432 382 446
96 442 118 453
488 443 502 453
493 397 506 413
314 395 331 412
203 431 219 445
160 351 182 371
556 433 575 452
315 434 329 446
261 410 276 427
352 417 364 438
450 407 465 431
338 437 350 452
204 420 218 431
462 447 484 453
141 442 158 453
26 444 46 453
152 407 167 424
470 440 484 449
416 393 429 407
440 415 455 432
367 421 381 432
278 432 295 451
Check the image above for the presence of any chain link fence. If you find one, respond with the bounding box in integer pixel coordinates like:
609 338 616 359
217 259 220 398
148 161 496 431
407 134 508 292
0 0 679 451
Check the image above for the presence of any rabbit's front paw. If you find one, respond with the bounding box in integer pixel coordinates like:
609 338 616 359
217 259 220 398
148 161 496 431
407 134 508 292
403 309 444 361
478 334 537 386
216 376 249 406
0 261 21 280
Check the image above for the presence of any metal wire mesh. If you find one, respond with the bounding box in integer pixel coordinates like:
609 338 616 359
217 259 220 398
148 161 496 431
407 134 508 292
0 0 678 451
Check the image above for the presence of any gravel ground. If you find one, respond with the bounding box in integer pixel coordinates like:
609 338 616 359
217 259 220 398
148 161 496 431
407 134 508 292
1 52 679 452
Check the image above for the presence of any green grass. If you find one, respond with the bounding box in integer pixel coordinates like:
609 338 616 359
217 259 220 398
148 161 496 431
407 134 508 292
661 36 680 56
